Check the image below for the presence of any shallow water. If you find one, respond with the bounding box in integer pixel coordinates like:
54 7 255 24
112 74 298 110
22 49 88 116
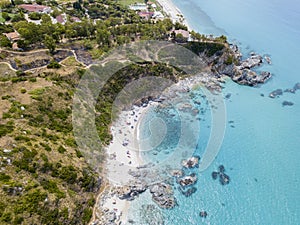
127 0 300 224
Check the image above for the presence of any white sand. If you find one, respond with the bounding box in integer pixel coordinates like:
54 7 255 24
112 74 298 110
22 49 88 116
156 0 191 30
102 103 156 223
98 2 194 222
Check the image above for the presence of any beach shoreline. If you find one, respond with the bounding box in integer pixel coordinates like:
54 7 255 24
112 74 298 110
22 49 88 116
92 102 155 224
156 0 192 30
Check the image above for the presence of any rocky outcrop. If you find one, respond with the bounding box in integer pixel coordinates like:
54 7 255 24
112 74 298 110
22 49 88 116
211 165 230 186
178 186 197 197
294 82 300 90
117 182 147 201
232 69 271 86
149 183 176 209
199 211 208 218
214 45 272 86
269 89 283 98
282 101 294 107
178 173 197 187
181 156 200 169
169 169 184 178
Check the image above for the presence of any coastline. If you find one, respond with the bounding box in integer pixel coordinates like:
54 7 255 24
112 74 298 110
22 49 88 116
92 103 154 224
90 0 273 224
92 1 194 223
156 0 191 30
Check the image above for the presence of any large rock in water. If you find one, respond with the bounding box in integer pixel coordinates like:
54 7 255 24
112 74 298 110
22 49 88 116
117 182 147 201
294 82 300 90
149 183 176 209
178 174 197 187
181 156 200 168
269 89 283 98
237 54 263 70
232 68 271 86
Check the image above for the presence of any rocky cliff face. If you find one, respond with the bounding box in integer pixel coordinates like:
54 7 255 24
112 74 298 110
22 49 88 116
199 43 272 86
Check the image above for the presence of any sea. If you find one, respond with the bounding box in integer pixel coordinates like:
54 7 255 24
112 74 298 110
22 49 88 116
126 0 300 224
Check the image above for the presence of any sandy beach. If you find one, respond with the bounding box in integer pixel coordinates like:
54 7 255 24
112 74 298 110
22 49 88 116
91 1 195 224
95 102 156 224
156 0 191 30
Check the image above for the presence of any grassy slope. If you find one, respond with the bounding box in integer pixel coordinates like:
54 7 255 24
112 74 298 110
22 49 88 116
0 64 99 224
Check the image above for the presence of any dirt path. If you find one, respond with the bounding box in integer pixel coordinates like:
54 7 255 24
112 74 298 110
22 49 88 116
0 48 87 72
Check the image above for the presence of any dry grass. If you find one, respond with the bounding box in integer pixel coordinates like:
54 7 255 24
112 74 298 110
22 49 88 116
0 63 16 79
60 56 84 67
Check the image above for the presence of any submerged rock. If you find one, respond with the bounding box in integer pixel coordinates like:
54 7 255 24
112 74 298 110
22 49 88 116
284 88 296 94
282 101 294 107
179 186 197 197
219 173 230 185
212 171 219 180
219 165 225 173
269 89 283 98
212 165 231 185
199 211 208 218
294 82 300 90
149 183 176 209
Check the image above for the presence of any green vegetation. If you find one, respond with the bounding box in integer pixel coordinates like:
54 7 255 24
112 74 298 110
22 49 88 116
185 42 225 57
118 0 144 6
0 121 14 137
47 60 61 69
28 12 42 20
0 0 234 224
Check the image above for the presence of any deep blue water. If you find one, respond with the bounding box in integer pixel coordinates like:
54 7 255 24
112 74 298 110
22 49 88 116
127 0 300 224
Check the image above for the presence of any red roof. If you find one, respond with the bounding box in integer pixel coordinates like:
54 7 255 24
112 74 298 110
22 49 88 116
174 29 190 38
19 4 51 13
4 32 20 41
138 12 154 18
56 15 66 24
71 17 81 22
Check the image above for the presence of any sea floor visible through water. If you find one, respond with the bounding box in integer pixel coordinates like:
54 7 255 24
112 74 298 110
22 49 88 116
126 0 300 224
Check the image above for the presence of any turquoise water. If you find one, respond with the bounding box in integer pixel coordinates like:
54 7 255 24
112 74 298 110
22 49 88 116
128 0 300 224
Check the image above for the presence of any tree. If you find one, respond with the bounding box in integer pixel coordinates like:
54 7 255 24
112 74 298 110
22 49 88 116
0 35 12 48
175 33 187 43
29 12 42 20
0 0 11 8
73 1 82 10
2 12 11 21
44 35 56 54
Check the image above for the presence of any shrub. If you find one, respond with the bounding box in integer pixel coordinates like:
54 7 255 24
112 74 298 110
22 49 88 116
20 88 27 94
0 35 12 48
82 208 92 224
57 145 66 154
58 165 77 184
0 123 14 138
29 77 37 82
0 173 11 183
40 179 66 198
47 60 61 69
29 12 42 20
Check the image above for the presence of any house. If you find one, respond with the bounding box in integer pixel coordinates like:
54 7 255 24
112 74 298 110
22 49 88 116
70 17 81 23
147 1 157 8
174 29 190 39
138 11 154 20
56 14 67 25
4 31 20 42
19 4 52 13
129 3 148 11
12 42 23 51
152 11 164 20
